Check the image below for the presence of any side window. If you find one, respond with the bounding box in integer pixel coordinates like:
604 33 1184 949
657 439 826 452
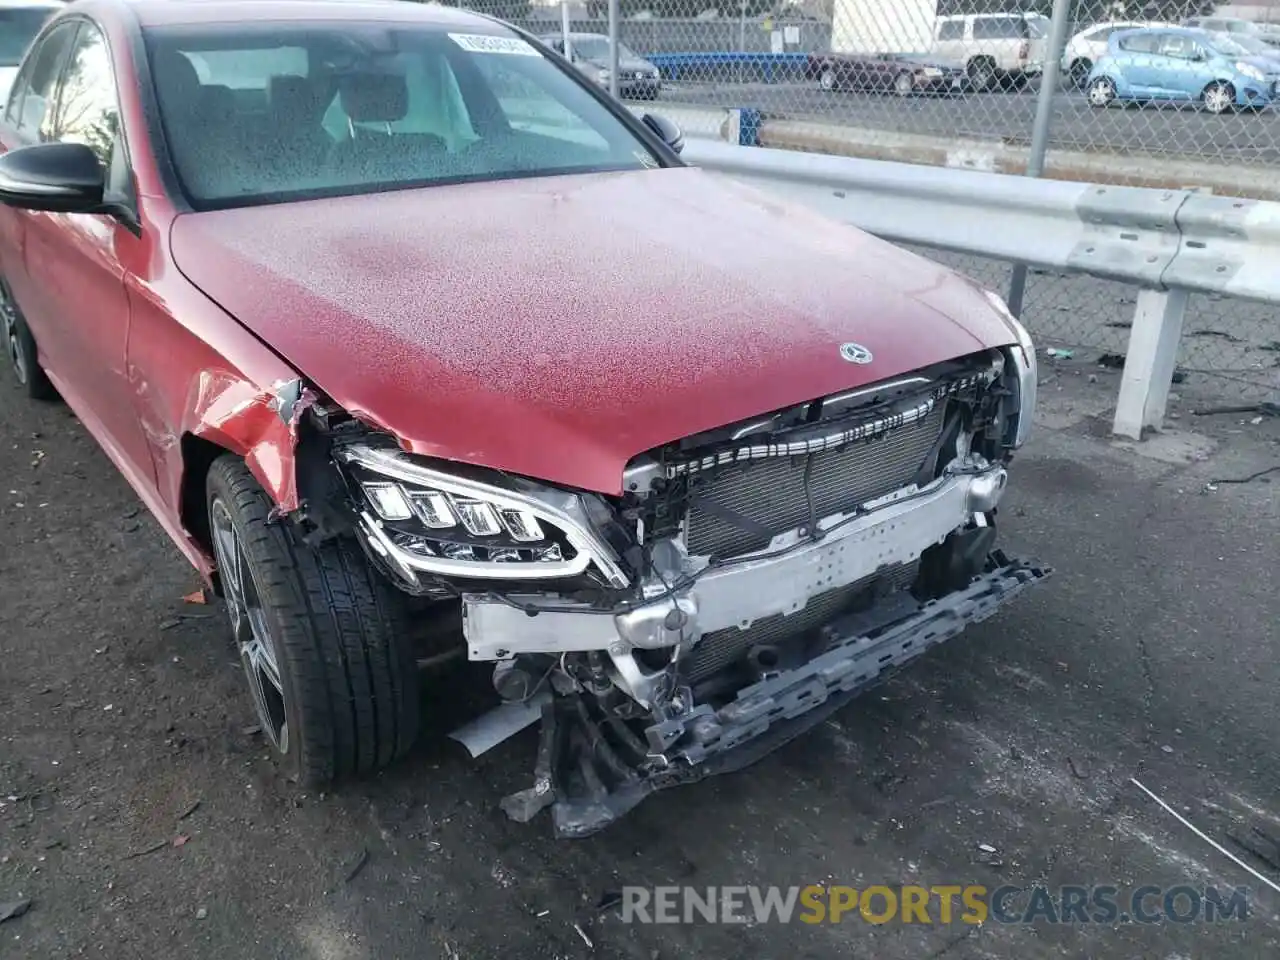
937 20 964 42
52 24 120 168
7 21 78 140
1119 33 1158 54
1157 34 1197 59
973 18 1015 41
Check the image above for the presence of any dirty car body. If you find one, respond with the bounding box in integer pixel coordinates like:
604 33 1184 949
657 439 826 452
0 0 1046 836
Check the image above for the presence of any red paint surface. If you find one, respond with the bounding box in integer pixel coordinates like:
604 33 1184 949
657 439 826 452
0 0 1019 586
172 167 1015 495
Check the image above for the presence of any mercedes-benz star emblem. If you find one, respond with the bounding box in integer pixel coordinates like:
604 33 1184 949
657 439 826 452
839 342 874 364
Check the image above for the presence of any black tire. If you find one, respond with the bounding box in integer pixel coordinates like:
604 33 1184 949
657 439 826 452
1068 58 1092 90
1 276 58 401
892 71 914 97
206 455 420 786
1087 76 1116 109
967 57 995 93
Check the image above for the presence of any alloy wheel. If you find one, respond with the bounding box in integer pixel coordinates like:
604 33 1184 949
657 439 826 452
819 68 836 92
894 72 914 97
1088 78 1115 108
211 498 289 754
1204 84 1233 114
1 283 29 386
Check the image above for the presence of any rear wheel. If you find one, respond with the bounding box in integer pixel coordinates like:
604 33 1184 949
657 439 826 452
967 57 995 92
1203 81 1235 114
1087 76 1116 108
206 455 420 786
819 67 838 92
1 277 58 401
893 71 914 97
1068 58 1092 90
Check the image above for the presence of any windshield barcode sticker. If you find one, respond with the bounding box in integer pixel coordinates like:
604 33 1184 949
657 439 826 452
449 33 540 56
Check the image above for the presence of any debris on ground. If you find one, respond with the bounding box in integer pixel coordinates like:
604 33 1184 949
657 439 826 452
173 835 190 847
977 843 997 854
124 840 168 860
0 899 32 924
344 848 370 884
195 907 208 920
182 589 209 605
1046 348 1074 359
572 922 593 949
177 799 201 821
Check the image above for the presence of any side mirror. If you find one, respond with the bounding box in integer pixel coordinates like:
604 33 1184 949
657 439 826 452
0 141 105 214
640 112 683 155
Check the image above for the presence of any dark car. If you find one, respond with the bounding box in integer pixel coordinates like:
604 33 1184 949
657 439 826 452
541 31 660 99
807 51 968 95
0 0 1042 835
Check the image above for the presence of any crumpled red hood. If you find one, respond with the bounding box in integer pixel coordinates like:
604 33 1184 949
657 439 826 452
170 166 1016 495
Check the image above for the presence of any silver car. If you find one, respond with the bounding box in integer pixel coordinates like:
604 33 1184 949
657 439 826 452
541 32 661 100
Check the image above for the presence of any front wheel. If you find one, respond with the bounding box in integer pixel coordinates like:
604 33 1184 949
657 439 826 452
1203 82 1235 115
1087 76 1116 108
1 277 58 401
206 455 420 785
893 71 914 97
819 67 838 92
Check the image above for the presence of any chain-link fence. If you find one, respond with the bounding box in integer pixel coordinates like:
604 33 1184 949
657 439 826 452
444 0 1279 401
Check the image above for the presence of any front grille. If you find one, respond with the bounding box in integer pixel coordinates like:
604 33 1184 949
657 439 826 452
683 562 919 684
684 403 946 560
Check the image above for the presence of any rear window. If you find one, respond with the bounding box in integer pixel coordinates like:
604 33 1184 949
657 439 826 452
143 23 662 210
0 7 54 68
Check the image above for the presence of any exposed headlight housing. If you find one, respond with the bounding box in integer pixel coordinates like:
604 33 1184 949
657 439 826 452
981 288 1038 449
922 66 943 78
336 444 629 588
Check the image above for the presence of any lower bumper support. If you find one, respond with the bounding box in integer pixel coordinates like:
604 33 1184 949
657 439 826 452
500 550 1051 837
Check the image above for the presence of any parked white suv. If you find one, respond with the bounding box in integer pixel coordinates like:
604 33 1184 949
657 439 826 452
933 12 1050 92
1060 20 1171 88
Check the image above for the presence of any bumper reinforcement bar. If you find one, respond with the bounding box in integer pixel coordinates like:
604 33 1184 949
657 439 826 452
500 550 1051 837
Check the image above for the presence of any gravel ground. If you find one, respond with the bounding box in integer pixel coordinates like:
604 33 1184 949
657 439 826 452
2 362 1279 959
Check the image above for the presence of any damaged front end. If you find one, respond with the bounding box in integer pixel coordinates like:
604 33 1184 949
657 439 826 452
300 347 1048 837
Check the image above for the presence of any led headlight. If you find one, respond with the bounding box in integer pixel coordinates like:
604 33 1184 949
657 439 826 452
336 444 629 587
982 288 1038 449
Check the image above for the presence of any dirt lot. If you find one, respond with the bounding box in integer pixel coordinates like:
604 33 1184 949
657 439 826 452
2 364 1279 960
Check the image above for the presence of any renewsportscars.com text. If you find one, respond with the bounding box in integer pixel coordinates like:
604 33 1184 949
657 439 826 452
620 884 1250 925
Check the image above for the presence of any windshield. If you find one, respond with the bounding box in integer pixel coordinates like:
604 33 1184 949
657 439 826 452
1026 16 1048 39
0 7 54 67
1222 33 1271 54
1205 33 1252 56
143 23 662 210
569 36 640 61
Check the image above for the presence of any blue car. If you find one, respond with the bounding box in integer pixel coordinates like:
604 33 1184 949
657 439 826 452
1087 26 1280 112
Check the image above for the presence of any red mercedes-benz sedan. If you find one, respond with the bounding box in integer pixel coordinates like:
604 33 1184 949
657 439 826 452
0 0 1043 835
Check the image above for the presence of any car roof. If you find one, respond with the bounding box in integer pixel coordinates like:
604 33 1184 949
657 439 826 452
1112 25 1209 40
104 0 500 29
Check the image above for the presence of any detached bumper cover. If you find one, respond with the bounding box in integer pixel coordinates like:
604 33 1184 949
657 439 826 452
502 550 1051 837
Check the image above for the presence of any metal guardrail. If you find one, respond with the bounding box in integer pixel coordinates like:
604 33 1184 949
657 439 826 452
668 130 1280 440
